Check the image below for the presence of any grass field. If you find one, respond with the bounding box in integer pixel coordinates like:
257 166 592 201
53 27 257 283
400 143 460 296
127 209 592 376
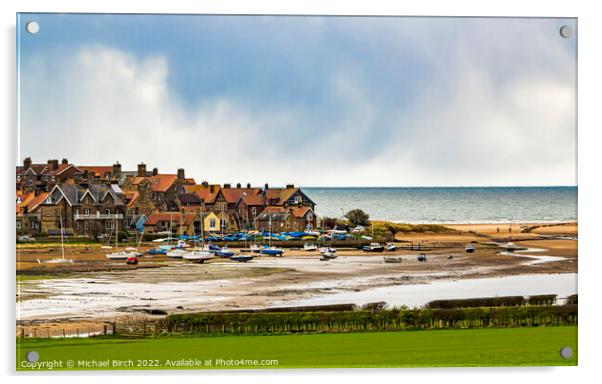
17 326 577 370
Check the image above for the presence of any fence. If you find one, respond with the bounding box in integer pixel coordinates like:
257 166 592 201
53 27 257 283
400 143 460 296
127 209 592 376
17 322 115 339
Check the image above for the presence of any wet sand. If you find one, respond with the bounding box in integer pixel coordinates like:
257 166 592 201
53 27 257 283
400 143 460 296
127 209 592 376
16 222 577 334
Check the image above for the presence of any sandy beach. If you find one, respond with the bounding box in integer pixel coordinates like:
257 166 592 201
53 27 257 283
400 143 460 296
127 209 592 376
16 222 577 336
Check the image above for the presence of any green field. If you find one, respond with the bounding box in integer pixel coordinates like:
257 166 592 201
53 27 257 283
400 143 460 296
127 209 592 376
17 326 577 370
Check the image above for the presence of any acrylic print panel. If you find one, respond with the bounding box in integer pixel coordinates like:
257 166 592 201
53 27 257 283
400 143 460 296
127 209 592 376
16 13 577 370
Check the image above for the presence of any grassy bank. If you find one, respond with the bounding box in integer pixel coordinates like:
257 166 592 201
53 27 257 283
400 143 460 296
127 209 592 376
17 326 577 370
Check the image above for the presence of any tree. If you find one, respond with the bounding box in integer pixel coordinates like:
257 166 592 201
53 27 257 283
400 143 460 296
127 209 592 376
344 209 370 226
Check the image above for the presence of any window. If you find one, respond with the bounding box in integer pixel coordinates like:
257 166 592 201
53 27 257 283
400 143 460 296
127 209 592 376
105 221 114 229
83 208 90 216
209 219 216 228
16 221 22 229
31 221 39 229
105 209 111 215
84 222 89 230
251 207 257 216
294 195 302 204
220 219 227 229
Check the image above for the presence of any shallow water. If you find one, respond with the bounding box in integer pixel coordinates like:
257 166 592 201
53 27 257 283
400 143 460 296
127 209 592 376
282 273 577 308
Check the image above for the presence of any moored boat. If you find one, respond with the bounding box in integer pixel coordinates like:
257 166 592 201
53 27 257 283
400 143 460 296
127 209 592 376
465 244 476 253
363 243 385 252
384 256 402 263
303 243 318 251
182 250 214 263
231 255 254 262
385 242 397 252
260 247 284 256
166 249 187 258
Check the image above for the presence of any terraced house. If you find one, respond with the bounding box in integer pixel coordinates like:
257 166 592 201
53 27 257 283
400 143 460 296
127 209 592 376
16 157 318 237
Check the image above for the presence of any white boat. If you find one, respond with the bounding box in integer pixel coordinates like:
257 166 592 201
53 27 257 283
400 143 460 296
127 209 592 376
352 225 365 233
386 242 397 252
320 251 337 260
465 244 476 253
363 243 385 252
504 242 518 250
319 246 336 254
106 250 141 260
46 214 74 264
250 244 262 253
305 230 321 237
166 249 187 258
303 243 318 251
182 250 214 263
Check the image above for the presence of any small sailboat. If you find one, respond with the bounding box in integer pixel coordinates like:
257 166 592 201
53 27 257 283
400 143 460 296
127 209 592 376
126 256 139 265
303 243 318 251
166 248 187 258
231 255 254 262
363 243 385 252
182 249 214 263
260 246 284 256
106 226 142 260
417 253 427 262
216 246 235 258
250 244 262 253
385 242 397 252
46 214 74 264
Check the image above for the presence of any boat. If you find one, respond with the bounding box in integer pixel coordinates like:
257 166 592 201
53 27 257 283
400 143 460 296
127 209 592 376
384 256 402 263
363 243 385 252
250 244 262 253
126 256 139 265
46 214 74 264
231 255 254 262
216 246 235 258
385 242 397 252
260 247 284 256
147 247 168 255
465 244 476 253
305 230 321 237
166 248 187 258
182 250 214 263
106 220 143 260
303 243 318 251
417 253 427 262
320 252 337 261
319 246 336 254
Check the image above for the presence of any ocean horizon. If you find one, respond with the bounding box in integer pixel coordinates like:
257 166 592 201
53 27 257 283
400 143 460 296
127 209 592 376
303 186 577 224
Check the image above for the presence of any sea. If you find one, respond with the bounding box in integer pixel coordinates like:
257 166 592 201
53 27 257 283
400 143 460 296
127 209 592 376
304 187 577 224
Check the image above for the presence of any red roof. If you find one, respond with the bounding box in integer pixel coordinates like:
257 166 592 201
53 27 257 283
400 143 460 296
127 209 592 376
79 166 113 178
291 206 312 218
16 191 35 214
27 192 49 212
220 188 263 204
145 212 198 226
124 191 139 207
132 174 178 193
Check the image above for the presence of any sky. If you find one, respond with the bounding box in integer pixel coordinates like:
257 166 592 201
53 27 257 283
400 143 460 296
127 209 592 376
17 14 577 187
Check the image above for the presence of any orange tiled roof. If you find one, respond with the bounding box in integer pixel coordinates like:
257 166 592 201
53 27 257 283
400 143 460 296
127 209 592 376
26 192 49 212
132 174 178 193
242 193 266 206
291 206 312 218
16 191 35 214
145 212 197 226
220 188 263 204
79 166 113 178
124 191 139 207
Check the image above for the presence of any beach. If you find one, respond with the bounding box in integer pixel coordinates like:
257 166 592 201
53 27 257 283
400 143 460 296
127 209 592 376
16 221 577 336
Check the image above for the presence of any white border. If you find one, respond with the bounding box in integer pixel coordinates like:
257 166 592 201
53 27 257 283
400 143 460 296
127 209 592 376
2 1 601 383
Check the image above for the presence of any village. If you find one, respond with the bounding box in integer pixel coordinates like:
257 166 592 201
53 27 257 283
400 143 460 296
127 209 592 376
16 157 318 239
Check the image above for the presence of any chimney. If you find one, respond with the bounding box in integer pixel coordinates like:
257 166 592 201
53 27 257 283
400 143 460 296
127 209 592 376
246 182 251 188
61 158 69 165
152 167 159 176
286 183 295 189
112 161 122 179
210 185 215 193
47 159 59 171
23 157 32 170
236 183 241 188
137 163 146 177
202 180 209 187
224 183 231 189
264 183 269 190
177 168 185 180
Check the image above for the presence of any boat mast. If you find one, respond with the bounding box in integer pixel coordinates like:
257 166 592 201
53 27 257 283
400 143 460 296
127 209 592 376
59 213 65 260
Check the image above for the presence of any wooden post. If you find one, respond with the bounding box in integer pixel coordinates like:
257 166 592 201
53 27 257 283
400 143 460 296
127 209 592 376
77 329 80 338
63 329 66 338
104 325 107 335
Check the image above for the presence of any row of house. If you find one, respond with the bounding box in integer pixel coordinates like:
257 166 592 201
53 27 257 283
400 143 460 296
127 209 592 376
16 157 317 237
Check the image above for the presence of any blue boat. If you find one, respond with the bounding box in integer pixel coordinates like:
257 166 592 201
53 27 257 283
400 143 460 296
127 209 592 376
231 255 254 262
216 248 235 258
147 248 167 255
260 247 284 256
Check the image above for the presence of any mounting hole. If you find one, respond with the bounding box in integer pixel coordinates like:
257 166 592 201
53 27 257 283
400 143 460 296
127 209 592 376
25 21 39 34
559 346 573 359
559 25 572 38
26 350 39 363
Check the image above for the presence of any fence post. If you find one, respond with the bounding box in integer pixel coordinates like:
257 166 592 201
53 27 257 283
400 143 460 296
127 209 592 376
104 325 107 335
